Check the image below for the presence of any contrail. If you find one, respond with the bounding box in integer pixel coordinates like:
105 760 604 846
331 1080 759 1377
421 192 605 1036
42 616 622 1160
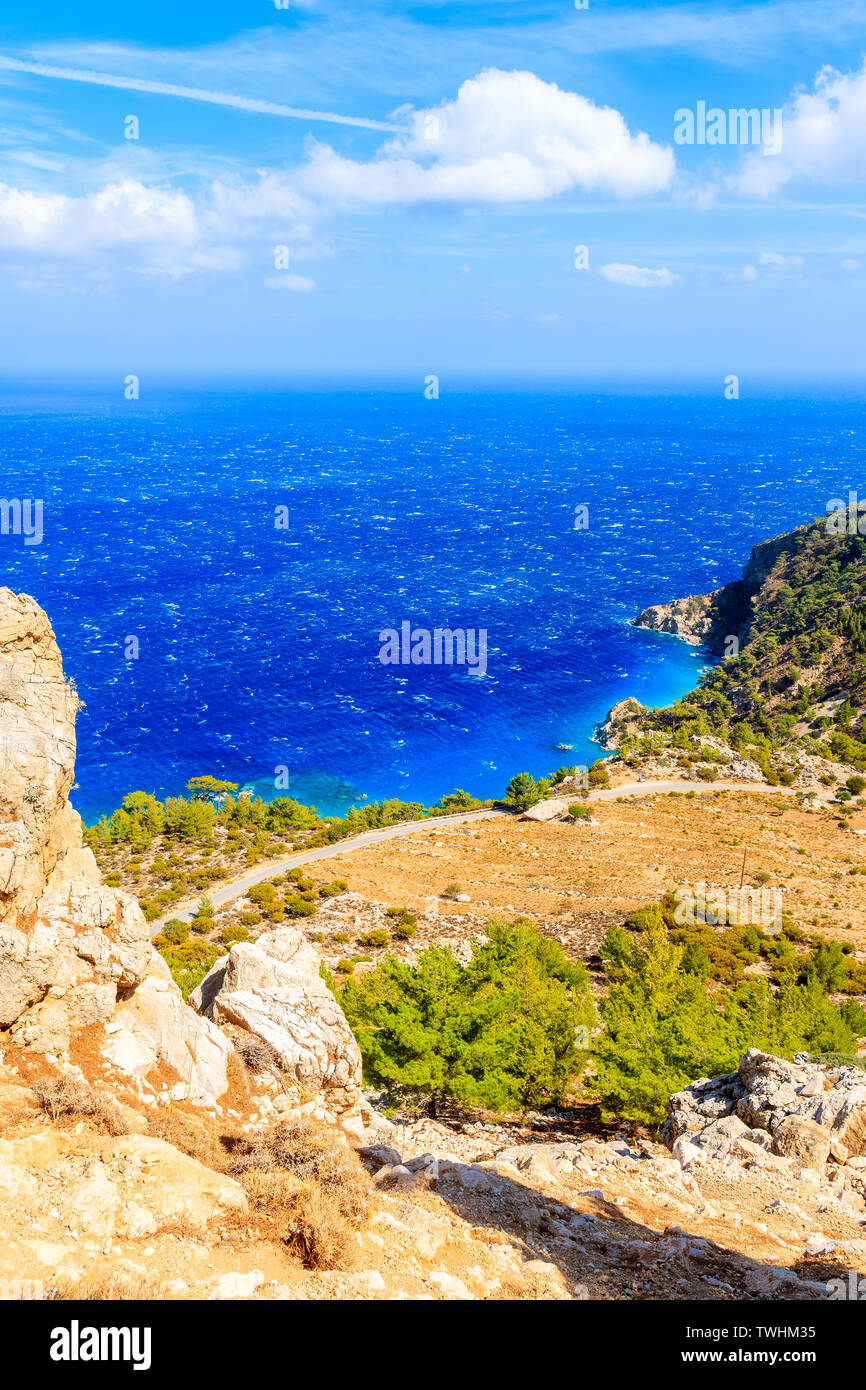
0 54 400 132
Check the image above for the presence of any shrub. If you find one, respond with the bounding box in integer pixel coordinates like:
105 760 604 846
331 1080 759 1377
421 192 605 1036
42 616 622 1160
285 896 316 917
360 928 390 948
162 920 189 945
240 912 262 927
847 775 866 795
588 758 611 789
227 1117 373 1269
33 1077 131 1136
318 880 348 898
155 938 222 998
336 959 355 975
394 913 417 941
340 921 595 1116
441 882 463 900
221 924 250 946
569 804 590 820
333 931 351 943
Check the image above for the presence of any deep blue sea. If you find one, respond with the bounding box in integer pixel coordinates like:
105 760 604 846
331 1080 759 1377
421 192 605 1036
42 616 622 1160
1 381 863 824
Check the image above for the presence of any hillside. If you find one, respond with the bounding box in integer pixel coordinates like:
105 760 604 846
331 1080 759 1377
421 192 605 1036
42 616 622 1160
3 580 866 1306
600 517 866 791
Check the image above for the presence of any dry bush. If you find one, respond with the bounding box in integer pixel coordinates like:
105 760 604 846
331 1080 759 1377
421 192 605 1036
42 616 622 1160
145 1107 233 1168
228 1116 373 1269
33 1077 131 1136
233 1034 283 1077
47 1271 168 1300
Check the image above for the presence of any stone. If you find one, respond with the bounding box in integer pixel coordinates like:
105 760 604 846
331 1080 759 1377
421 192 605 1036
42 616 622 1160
191 927 363 1124
769 1085 799 1108
211 1270 265 1299
771 1116 831 1171
111 955 233 1105
0 587 159 1059
428 1271 473 1300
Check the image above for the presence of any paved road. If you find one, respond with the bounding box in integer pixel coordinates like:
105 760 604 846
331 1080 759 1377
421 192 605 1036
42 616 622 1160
151 779 819 933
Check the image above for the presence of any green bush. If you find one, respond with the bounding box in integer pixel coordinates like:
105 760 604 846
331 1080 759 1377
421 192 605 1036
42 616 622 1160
594 908 857 1126
162 920 189 944
360 928 390 948
154 938 222 999
339 920 595 1116
394 912 417 940
221 924 250 946
285 896 316 917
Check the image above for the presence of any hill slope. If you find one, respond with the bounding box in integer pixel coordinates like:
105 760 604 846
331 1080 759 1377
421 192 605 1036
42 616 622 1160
601 517 866 786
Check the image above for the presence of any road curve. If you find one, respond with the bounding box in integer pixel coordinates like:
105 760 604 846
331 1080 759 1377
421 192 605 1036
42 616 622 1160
151 779 821 933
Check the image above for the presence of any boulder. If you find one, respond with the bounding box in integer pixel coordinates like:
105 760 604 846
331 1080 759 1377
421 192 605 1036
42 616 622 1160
190 927 363 1126
521 799 572 823
772 1116 832 1170
109 954 233 1105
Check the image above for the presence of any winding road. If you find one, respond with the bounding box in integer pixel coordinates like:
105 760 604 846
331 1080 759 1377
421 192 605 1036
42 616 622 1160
151 779 819 933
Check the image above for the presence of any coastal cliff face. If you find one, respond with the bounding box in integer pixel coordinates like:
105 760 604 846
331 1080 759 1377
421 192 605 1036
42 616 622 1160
632 521 815 654
603 518 866 786
633 591 723 646
0 585 368 1128
0 588 153 1054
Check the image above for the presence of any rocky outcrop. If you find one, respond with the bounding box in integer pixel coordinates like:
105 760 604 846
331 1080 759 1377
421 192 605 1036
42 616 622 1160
190 926 364 1131
596 698 646 750
0 588 233 1107
0 588 154 1057
662 1049 866 1165
633 591 723 646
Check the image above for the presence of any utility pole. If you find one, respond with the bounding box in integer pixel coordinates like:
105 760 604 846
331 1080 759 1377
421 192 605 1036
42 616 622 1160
739 847 747 890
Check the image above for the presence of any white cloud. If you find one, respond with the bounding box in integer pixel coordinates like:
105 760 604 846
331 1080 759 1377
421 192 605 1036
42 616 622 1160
842 257 860 271
301 69 675 205
735 60 866 197
264 273 317 292
759 251 805 271
742 264 759 281
0 170 326 280
598 261 681 287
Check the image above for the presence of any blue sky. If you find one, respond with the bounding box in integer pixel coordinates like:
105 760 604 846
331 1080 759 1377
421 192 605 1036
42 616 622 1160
0 0 865 376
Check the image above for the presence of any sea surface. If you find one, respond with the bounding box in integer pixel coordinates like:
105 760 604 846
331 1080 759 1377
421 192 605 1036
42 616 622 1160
0 380 863 824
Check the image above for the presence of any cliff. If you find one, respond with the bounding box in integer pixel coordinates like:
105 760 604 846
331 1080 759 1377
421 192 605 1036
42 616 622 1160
606 518 866 782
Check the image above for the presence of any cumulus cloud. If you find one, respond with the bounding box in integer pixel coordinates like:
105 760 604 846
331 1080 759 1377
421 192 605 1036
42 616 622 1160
735 60 866 197
0 170 324 280
301 69 675 205
0 68 675 283
598 262 681 287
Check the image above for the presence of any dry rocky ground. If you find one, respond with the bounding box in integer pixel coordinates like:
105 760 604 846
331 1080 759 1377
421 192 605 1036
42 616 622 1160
256 790 866 978
2 1046 866 1302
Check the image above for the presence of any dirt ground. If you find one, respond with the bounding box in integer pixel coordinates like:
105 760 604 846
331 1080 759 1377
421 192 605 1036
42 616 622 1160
300 791 866 959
